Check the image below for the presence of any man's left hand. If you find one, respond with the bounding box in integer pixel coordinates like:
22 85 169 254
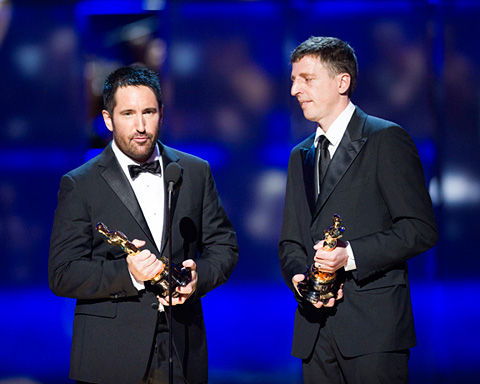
313 239 349 273
158 259 197 306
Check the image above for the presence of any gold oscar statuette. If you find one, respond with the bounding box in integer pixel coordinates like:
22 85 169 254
297 214 345 304
96 222 191 298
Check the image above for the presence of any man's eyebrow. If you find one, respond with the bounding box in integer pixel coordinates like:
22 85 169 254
291 72 314 80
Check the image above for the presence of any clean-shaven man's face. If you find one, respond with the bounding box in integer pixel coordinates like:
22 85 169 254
291 55 347 130
103 85 162 163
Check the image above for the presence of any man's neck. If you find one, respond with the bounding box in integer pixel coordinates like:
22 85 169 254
318 99 350 133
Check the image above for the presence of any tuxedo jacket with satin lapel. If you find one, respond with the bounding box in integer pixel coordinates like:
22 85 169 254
49 141 238 384
279 107 437 359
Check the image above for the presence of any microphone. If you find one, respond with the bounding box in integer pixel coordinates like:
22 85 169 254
165 162 182 193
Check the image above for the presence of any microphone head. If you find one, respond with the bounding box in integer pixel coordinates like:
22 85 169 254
165 162 182 185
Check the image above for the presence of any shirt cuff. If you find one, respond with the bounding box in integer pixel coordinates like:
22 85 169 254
129 270 145 291
344 241 357 271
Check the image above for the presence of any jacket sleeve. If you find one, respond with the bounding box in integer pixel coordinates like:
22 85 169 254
48 174 139 300
192 161 239 297
350 126 438 281
278 149 311 298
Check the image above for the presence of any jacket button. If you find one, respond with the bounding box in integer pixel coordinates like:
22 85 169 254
151 302 159 310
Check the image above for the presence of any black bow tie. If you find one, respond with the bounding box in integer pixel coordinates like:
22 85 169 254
128 160 161 180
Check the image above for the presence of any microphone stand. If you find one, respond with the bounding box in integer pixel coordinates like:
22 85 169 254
167 180 174 384
164 162 182 384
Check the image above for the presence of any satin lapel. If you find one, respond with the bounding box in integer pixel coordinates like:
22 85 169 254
99 144 155 245
301 140 317 215
313 109 368 221
159 143 181 257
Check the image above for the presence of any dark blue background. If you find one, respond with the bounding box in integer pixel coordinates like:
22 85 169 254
1 1 479 383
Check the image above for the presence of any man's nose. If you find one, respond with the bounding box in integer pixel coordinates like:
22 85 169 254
291 80 301 96
136 115 146 132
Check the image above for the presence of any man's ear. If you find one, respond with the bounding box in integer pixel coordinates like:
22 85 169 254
102 110 114 132
338 74 351 95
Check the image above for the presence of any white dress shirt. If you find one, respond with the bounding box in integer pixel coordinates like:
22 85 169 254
111 140 165 290
314 102 357 271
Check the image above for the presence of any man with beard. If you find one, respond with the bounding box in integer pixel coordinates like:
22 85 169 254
49 66 239 384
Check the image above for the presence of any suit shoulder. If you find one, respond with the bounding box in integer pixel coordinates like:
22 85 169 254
172 148 207 163
362 114 411 141
363 112 400 130
360 116 418 157
169 147 210 169
290 134 315 154
64 149 110 181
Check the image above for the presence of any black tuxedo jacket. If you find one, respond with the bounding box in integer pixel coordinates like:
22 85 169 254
279 107 437 359
49 141 238 384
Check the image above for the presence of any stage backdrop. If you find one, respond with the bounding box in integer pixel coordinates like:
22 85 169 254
1 1 479 383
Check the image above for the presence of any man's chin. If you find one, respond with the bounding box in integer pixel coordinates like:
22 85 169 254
128 147 155 162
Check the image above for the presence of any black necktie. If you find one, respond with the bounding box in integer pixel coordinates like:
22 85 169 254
314 136 331 197
128 160 161 180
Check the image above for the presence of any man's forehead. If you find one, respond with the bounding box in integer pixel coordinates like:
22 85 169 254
112 85 159 112
291 56 325 75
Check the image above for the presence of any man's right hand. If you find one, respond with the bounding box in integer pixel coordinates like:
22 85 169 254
126 239 164 282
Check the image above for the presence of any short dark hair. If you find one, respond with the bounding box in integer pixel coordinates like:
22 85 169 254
103 66 163 115
290 36 358 97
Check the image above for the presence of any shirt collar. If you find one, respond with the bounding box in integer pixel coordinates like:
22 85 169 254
315 101 356 147
111 140 161 180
